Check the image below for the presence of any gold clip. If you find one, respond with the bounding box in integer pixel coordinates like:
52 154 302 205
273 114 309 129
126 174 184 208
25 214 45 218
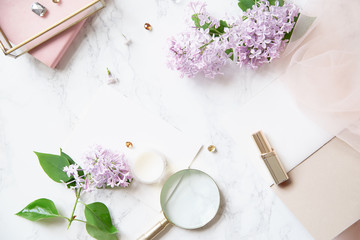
252 131 289 185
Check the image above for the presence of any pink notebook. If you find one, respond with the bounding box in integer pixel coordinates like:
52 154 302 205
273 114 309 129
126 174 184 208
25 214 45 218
0 0 96 68
29 21 85 68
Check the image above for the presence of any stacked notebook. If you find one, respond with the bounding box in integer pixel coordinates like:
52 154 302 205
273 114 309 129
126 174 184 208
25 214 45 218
29 21 85 68
0 0 96 68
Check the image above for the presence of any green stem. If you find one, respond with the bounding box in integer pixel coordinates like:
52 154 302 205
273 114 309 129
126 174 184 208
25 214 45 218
73 219 88 224
58 215 71 221
209 28 223 35
67 188 82 229
199 39 215 53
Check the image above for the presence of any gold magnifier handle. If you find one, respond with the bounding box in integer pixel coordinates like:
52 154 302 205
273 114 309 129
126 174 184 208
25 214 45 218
137 217 170 240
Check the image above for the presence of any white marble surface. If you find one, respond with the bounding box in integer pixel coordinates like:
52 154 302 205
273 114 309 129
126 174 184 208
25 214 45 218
0 0 314 239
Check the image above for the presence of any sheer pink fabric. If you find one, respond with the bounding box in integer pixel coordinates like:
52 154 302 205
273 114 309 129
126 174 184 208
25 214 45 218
279 0 360 152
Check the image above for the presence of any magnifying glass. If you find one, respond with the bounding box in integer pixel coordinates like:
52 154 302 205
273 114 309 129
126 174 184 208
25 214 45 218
138 169 220 240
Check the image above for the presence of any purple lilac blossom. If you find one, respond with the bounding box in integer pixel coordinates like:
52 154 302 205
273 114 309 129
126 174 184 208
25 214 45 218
167 1 299 77
167 29 228 78
226 0 300 68
63 145 133 192
168 2 228 78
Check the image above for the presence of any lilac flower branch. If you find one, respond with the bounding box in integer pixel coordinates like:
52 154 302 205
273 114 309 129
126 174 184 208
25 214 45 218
167 0 300 78
17 147 126 240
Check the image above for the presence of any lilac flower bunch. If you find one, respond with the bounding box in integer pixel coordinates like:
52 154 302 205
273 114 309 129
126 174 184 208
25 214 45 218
64 145 133 192
227 0 299 68
167 0 300 78
168 28 228 78
168 2 229 78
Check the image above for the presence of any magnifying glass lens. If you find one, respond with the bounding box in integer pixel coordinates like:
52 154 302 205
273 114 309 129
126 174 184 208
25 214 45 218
160 169 220 229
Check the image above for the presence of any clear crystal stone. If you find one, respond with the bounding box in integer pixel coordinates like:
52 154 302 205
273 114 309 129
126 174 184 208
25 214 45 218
31 2 47 17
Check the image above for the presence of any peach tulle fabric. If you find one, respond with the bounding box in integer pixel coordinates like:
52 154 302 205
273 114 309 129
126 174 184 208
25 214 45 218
279 0 360 153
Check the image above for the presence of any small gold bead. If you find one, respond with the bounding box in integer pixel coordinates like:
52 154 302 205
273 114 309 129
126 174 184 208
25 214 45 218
125 141 133 148
53 0 60 3
144 23 152 31
208 145 216 153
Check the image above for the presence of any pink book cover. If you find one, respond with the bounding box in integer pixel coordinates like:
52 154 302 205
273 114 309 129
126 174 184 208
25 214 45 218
0 0 95 68
29 20 85 68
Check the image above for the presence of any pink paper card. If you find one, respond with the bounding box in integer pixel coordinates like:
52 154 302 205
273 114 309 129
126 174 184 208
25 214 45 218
272 138 360 240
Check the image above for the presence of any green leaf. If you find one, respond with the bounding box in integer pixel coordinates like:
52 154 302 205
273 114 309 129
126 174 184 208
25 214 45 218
268 0 284 6
34 151 71 183
60 149 84 188
86 224 118 240
60 149 84 176
192 14 229 37
192 14 210 30
84 202 118 234
60 148 75 165
238 0 284 11
225 48 234 61
209 20 229 37
283 13 300 41
16 198 60 221
238 0 255 11
192 14 201 27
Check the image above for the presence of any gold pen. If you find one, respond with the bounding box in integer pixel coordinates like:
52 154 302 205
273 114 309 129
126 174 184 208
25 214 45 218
252 131 289 185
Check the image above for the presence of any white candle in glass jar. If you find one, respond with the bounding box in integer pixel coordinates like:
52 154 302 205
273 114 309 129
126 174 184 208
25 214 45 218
133 150 166 184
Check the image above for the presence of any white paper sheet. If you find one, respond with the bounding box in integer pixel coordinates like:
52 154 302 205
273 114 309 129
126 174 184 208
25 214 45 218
221 80 333 185
62 86 202 211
